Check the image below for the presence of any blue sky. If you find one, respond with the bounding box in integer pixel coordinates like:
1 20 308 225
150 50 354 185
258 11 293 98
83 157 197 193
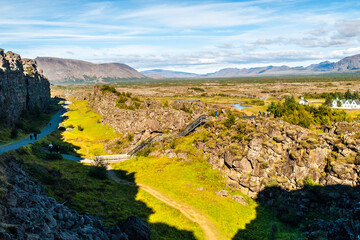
1 0 360 73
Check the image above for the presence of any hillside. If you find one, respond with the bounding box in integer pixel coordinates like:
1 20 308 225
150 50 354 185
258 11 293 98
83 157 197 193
35 57 147 84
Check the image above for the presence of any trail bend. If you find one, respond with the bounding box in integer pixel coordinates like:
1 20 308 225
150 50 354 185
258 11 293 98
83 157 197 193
107 166 224 240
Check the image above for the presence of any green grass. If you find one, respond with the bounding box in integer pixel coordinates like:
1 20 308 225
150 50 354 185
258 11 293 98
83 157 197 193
55 97 300 239
32 99 205 239
11 144 203 240
112 130 300 239
61 100 122 157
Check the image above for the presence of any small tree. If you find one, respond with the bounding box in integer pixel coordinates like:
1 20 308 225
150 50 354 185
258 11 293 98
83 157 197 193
337 100 342 108
88 157 108 180
345 89 352 99
224 111 235 129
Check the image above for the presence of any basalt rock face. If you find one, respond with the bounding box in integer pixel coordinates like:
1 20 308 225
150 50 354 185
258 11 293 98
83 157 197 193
0 159 150 240
88 86 209 152
0 49 50 125
195 118 360 197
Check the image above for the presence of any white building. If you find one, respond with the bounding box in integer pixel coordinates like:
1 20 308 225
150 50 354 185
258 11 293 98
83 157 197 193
332 98 360 109
299 97 309 105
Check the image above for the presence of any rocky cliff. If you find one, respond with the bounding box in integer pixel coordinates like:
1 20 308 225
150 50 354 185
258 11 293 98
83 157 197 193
199 117 360 197
0 49 50 125
148 114 360 198
88 86 211 152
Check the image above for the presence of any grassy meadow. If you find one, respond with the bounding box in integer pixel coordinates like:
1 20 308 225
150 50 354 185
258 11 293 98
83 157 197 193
8 144 204 240
37 98 301 239
112 130 300 239
60 100 122 157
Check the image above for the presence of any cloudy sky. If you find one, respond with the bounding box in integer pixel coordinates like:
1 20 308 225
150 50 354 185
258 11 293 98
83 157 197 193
1 0 360 73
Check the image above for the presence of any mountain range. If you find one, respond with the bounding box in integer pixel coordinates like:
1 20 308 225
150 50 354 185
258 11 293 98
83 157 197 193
142 54 360 78
35 54 360 84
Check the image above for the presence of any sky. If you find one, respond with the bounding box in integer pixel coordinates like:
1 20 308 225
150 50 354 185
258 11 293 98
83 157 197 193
1 0 360 74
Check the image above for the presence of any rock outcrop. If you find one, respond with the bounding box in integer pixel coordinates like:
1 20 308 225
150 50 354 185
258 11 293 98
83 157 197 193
0 49 50 125
0 159 150 240
88 86 209 152
150 115 360 198
258 185 360 239
198 118 360 197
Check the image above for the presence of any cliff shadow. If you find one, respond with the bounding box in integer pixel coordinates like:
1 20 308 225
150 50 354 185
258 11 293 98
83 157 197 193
15 135 198 240
232 184 360 240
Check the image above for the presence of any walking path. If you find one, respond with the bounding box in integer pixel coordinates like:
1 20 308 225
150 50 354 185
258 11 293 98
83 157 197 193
107 166 222 240
0 104 223 240
0 108 66 154
49 151 223 240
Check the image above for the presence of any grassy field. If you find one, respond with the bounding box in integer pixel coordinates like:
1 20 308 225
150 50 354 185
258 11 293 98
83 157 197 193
9 145 204 240
60 100 123 158
112 130 301 239
32 100 206 239
48 98 300 239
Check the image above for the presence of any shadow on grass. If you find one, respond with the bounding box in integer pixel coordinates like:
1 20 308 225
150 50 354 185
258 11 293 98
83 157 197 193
38 127 81 157
13 139 198 240
232 185 360 240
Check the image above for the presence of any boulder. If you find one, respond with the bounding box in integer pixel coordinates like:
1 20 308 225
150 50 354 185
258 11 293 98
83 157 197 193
216 190 230 197
232 195 248 205
120 216 151 240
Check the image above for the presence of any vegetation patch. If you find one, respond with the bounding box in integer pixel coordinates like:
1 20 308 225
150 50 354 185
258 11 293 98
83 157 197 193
10 145 203 240
268 96 349 128
112 130 300 239
60 100 122 158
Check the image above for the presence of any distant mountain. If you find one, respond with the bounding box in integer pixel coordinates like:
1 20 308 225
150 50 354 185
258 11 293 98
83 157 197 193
207 54 360 77
35 57 146 84
205 65 295 77
35 53 360 83
141 69 200 78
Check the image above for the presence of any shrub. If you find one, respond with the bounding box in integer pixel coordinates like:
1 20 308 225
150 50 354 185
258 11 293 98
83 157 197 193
136 147 152 157
100 85 117 94
77 125 84 131
224 111 235 129
46 153 64 160
134 102 141 109
162 100 169 108
88 166 107 180
189 87 205 92
267 96 349 128
127 134 134 142
25 67 34 77
303 176 316 187
132 97 141 102
117 96 127 104
180 104 192 114
10 128 18 139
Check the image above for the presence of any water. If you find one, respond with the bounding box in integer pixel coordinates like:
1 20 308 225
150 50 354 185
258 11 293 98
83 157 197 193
233 103 248 110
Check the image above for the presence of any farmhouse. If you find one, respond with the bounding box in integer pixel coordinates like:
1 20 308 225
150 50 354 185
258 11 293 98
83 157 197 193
299 97 309 105
331 98 360 109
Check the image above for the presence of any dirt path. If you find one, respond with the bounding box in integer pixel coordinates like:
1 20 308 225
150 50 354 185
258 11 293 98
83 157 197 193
0 107 66 154
107 166 224 240
0 101 224 240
